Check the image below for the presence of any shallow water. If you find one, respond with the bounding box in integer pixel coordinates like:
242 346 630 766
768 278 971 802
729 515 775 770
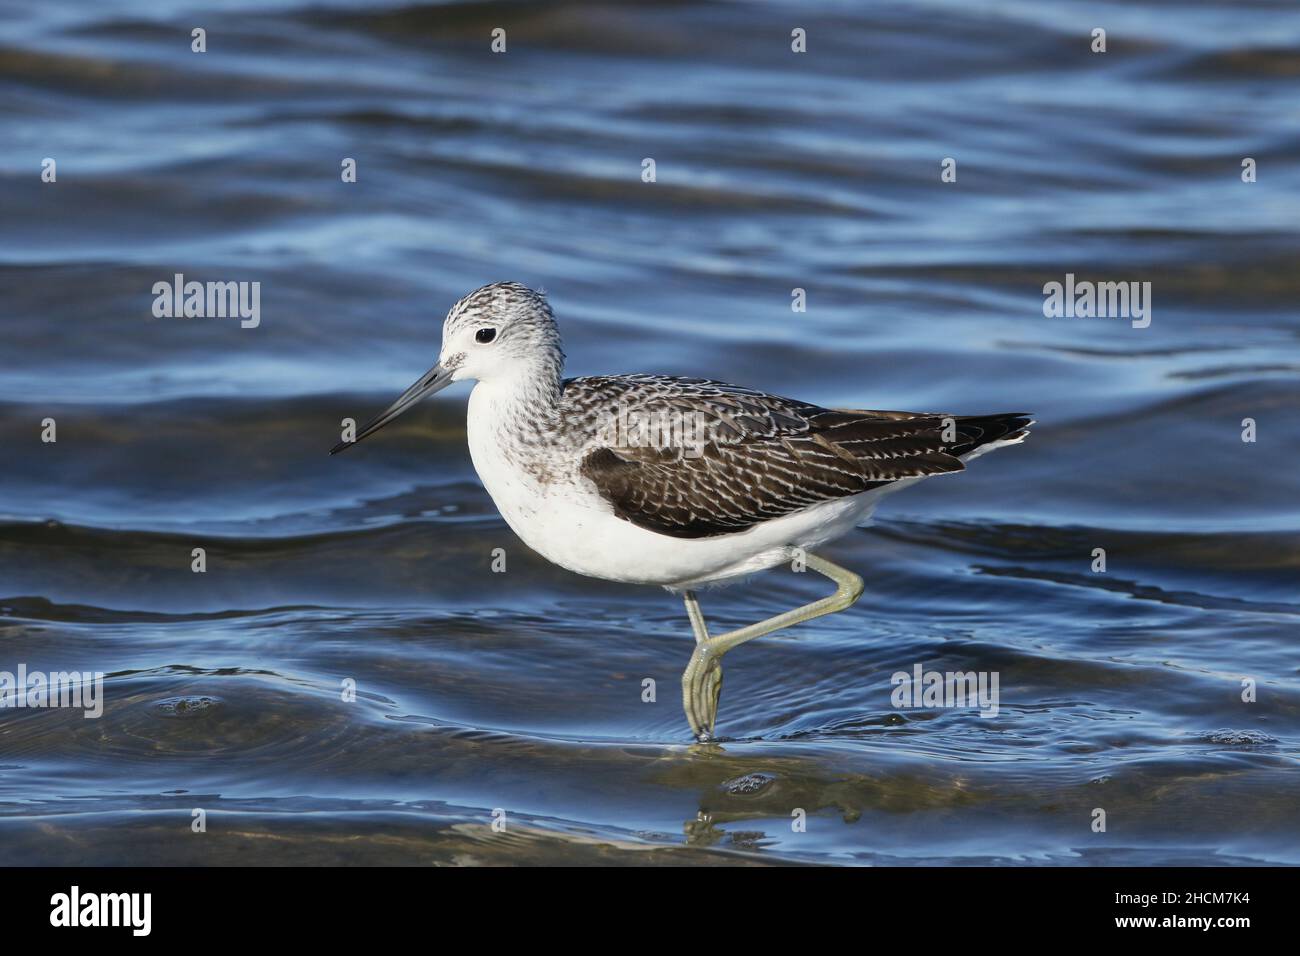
2 0 1299 865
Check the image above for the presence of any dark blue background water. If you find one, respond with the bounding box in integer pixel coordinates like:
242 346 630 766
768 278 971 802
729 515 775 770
1 0 1298 864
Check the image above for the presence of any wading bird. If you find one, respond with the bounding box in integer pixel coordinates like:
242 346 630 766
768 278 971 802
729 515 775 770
332 282 1031 740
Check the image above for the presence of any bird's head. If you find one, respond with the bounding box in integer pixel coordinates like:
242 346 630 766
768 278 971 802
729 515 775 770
330 281 562 454
437 281 562 385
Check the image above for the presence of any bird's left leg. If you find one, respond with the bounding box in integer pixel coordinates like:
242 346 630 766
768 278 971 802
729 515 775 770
680 554 865 741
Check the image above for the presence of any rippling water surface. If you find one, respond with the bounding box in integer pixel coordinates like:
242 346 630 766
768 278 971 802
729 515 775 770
2 0 1299 865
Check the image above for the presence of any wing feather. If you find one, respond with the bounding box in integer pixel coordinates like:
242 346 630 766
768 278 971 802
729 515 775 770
566 375 1030 539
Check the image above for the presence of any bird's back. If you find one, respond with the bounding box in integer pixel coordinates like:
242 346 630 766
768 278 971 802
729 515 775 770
560 374 1031 539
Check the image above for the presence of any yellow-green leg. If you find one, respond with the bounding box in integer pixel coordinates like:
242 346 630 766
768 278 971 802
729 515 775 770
679 553 865 741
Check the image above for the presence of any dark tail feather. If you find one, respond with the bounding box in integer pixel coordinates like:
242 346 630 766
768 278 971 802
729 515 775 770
948 413 1034 458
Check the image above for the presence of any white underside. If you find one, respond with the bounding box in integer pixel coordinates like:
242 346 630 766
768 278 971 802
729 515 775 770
467 380 1024 589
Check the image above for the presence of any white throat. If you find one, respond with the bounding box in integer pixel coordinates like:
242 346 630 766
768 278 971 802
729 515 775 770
465 372 569 556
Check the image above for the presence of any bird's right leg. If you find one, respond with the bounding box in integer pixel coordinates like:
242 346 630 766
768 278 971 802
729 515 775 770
681 591 722 740
683 589 709 645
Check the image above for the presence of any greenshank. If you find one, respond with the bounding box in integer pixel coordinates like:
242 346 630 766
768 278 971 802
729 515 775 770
332 282 1032 740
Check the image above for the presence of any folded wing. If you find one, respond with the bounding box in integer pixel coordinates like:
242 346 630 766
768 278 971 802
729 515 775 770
570 375 1030 539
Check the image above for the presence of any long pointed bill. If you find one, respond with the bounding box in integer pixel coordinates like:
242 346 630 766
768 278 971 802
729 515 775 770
330 363 454 454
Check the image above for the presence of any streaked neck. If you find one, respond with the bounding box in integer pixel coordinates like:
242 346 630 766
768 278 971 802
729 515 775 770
473 357 564 443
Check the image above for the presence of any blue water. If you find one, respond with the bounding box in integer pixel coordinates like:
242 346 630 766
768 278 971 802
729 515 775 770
1 0 1298 864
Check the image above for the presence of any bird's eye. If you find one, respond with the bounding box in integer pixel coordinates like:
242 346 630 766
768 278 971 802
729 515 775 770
475 327 497 344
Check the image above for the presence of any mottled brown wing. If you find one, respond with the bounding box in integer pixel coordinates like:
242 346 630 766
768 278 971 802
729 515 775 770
573 376 1029 538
